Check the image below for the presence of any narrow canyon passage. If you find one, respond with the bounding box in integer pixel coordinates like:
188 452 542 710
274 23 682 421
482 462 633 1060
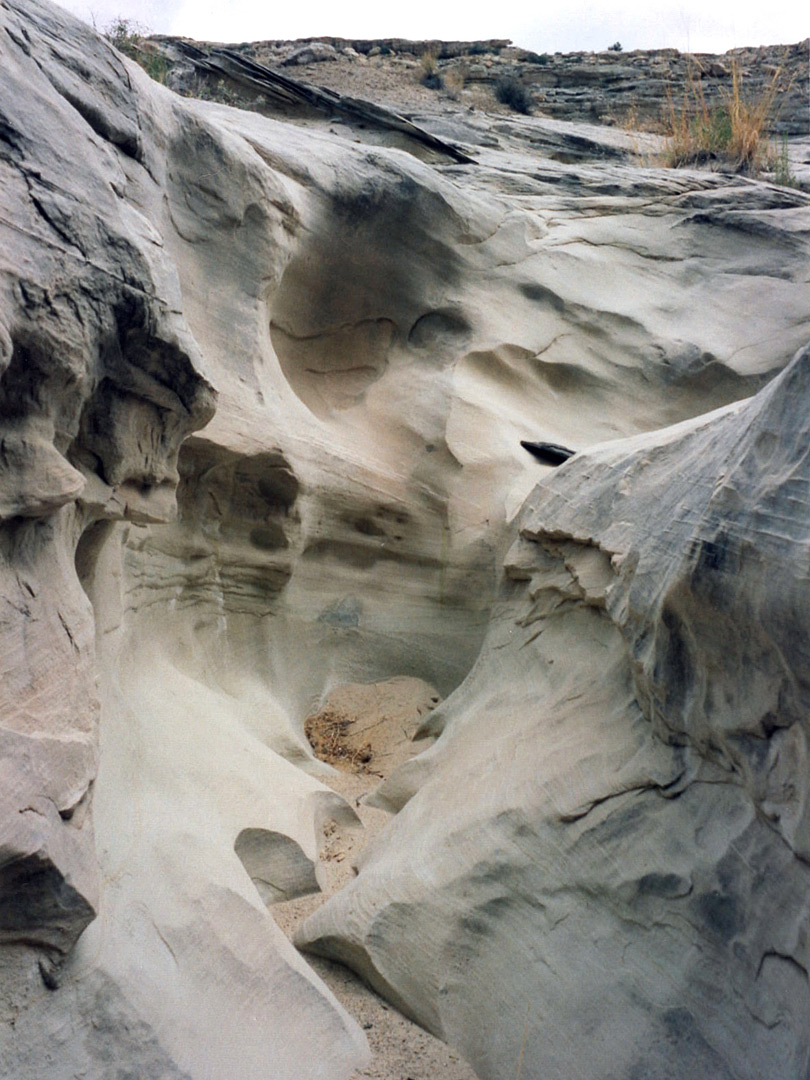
2 2 810 1078
272 677 478 1079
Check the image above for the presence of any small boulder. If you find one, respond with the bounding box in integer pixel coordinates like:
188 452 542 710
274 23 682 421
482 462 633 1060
702 61 729 77
282 43 338 66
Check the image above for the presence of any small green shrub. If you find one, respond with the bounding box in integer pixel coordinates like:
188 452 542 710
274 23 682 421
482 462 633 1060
103 16 145 58
139 50 168 83
103 16 167 83
608 41 623 52
468 42 504 56
183 76 253 108
772 135 799 187
495 76 532 114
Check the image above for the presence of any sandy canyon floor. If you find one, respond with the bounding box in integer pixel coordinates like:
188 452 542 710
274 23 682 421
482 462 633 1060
273 678 478 1079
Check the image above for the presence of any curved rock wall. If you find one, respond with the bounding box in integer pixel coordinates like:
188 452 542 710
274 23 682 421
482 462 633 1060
301 344 810 1079
2 0 810 1077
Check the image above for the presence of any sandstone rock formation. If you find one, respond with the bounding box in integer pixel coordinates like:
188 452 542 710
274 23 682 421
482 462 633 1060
301 343 810 1079
1 0 809 1077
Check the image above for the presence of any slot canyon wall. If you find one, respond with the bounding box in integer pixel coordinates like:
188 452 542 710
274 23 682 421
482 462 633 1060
1 0 809 1077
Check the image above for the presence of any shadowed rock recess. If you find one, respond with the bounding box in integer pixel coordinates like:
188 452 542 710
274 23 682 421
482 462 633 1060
1 1 809 1077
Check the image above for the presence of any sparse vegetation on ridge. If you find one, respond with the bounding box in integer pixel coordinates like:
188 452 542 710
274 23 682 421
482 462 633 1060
419 49 443 90
443 66 466 101
103 18 264 109
102 16 168 83
98 20 805 183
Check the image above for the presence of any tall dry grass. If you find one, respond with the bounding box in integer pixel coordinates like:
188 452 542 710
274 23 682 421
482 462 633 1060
665 61 787 174
419 50 443 90
443 67 466 101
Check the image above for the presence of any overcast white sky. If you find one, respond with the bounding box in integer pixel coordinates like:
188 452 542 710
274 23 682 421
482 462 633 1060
57 0 808 54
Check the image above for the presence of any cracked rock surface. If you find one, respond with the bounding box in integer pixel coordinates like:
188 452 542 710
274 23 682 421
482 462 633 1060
1 1 810 1077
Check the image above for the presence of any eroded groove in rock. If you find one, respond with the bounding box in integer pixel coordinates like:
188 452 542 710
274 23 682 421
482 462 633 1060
299 346 810 1080
3 0 810 1077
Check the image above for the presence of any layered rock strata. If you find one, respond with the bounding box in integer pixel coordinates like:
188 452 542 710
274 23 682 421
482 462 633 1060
189 36 810 135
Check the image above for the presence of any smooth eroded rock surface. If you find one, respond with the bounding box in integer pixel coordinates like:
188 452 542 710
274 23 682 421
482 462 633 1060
299 348 810 1079
2 0 810 1076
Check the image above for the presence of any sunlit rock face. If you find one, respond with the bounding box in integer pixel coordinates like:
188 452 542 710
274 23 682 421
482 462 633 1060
1 0 810 1077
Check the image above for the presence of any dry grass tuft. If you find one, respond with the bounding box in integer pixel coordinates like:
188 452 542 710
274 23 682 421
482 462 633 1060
305 707 373 771
419 50 443 90
443 67 466 101
665 61 788 174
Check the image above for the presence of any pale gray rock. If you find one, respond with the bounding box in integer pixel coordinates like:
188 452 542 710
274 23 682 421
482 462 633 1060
299 346 810 1080
282 43 339 65
0 1 362 1076
2 0 810 1077
0 0 215 1023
